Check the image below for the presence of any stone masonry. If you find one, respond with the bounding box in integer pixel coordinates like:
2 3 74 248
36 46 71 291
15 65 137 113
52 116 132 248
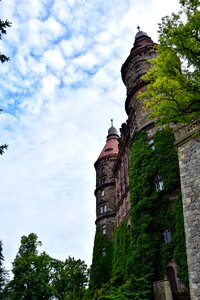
174 118 200 299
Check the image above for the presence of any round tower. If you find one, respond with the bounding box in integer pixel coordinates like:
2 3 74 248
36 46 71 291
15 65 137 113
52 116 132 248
94 120 119 238
121 27 156 131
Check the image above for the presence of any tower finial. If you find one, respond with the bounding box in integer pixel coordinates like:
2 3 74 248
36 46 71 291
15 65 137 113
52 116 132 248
111 119 113 127
137 25 140 31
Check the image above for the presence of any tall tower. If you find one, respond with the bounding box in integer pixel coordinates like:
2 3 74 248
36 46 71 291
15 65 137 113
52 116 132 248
94 120 119 238
114 29 157 226
121 27 156 137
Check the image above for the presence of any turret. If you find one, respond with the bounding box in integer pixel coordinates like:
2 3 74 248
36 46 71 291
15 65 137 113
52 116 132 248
121 27 156 132
94 120 119 238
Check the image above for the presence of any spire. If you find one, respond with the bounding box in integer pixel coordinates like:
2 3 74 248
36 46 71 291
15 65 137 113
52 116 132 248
134 25 152 47
108 119 118 138
96 120 119 161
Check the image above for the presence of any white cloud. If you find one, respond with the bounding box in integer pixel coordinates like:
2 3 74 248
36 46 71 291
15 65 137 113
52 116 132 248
0 0 180 272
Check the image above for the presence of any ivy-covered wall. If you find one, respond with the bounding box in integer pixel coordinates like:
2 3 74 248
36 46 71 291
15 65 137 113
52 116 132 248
129 128 189 293
89 228 113 291
89 128 189 298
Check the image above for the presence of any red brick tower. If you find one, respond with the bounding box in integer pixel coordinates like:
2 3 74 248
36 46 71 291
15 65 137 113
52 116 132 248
94 120 119 238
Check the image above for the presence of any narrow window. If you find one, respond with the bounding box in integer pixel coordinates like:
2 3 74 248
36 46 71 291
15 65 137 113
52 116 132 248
155 175 164 191
100 166 105 175
163 230 172 243
102 225 106 235
100 205 107 214
101 177 106 185
101 190 105 197
135 63 141 73
102 248 106 256
148 139 155 150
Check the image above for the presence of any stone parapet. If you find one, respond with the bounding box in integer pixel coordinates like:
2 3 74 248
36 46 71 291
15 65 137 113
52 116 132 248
174 118 200 147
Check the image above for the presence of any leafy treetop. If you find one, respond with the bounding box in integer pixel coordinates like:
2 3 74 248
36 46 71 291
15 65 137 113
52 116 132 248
139 0 200 124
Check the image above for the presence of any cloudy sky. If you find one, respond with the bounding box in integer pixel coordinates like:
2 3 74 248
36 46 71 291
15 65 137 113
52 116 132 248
0 0 180 271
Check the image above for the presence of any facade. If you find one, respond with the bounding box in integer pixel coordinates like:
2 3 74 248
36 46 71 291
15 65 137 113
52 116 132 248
92 29 196 299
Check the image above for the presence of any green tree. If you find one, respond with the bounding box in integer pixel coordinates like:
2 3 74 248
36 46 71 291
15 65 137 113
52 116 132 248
139 0 200 124
7 233 54 299
0 241 8 299
0 0 11 63
0 0 11 154
0 241 4 295
52 256 88 300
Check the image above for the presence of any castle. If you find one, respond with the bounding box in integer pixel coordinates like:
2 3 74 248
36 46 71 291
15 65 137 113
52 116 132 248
91 29 200 300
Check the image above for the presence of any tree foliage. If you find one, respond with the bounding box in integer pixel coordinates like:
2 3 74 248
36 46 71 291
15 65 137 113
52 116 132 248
52 256 88 300
139 0 200 124
5 233 89 300
7 233 54 299
0 241 8 299
0 0 11 63
0 0 11 154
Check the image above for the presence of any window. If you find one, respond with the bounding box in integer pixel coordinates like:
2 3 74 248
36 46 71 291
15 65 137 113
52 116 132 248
102 248 106 256
102 225 106 235
100 205 107 214
101 177 106 185
163 230 172 243
155 175 164 191
100 166 105 175
135 63 141 73
148 139 155 150
101 190 105 197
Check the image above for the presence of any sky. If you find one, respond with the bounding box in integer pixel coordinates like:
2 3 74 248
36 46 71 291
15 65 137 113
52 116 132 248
0 0 180 272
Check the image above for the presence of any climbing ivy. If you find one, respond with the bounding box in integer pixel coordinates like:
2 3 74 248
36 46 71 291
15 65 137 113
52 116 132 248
89 228 113 292
90 128 189 298
112 220 131 280
129 128 188 291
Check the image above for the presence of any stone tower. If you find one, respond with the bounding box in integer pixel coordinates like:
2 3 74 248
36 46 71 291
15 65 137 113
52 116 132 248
121 27 156 136
94 120 119 238
114 29 157 226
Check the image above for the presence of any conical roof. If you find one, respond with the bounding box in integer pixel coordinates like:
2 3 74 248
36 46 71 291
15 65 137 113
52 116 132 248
133 26 153 49
97 120 119 161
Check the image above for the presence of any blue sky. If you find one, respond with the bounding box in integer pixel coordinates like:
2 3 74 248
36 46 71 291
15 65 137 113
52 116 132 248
0 0 179 271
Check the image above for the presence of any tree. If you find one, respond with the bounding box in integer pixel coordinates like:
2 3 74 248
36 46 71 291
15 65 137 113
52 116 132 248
5 233 89 300
7 233 54 299
52 256 89 300
0 241 8 299
0 0 11 154
139 0 200 124
0 0 11 63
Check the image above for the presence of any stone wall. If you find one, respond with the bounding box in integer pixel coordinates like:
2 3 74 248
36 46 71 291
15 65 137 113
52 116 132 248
174 118 200 299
